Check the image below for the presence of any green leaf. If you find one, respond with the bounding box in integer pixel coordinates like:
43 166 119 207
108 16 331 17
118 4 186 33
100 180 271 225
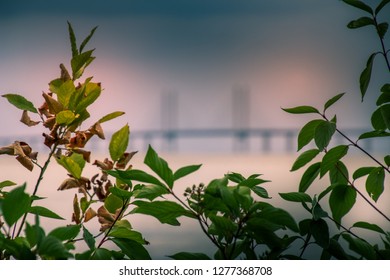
227 172 247 183
29 206 64 220
133 184 169 201
347 17 375 28
342 0 374 14
79 25 98 53
109 124 130 161
111 238 151 260
282 105 320 115
49 79 75 108
49 225 81 241
310 219 330 248
371 105 390 130
329 161 349 185
234 186 253 211
104 193 124 214
67 21 78 57
353 166 376 180
144 145 174 188
90 248 113 260
352 221 386 234
55 153 85 179
279 192 312 203
0 237 36 259
314 121 336 151
299 162 321 192
131 200 195 226
297 119 323 151
366 167 385 202
108 227 145 244
83 226 95 250
208 214 238 236
329 184 356 225
173 164 202 181
2 184 31 227
109 186 132 199
98 111 125 123
74 81 101 112
108 169 165 187
360 53 378 101
25 222 45 248
342 234 377 260
38 235 72 259
318 185 334 201
375 0 390 14
257 203 299 232
291 149 320 171
377 91 390 106
324 93 346 112
168 252 211 260
0 180 16 189
312 201 328 221
377 22 389 39
71 49 95 80
251 185 271 199
2 94 38 113
385 155 390 166
358 130 390 140
56 110 76 125
219 185 239 213
320 145 349 178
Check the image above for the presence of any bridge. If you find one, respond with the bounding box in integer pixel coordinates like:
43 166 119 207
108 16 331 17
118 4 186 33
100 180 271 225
0 128 383 154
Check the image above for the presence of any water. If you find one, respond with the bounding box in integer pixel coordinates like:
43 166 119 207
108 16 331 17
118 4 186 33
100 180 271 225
1 152 389 259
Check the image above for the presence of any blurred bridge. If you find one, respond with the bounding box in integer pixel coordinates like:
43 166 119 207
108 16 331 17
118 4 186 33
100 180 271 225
0 127 384 154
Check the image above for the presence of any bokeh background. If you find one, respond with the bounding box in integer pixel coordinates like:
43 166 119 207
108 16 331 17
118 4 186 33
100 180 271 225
1 0 389 259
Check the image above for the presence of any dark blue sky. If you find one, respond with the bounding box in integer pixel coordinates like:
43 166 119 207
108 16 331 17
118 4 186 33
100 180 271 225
0 0 387 138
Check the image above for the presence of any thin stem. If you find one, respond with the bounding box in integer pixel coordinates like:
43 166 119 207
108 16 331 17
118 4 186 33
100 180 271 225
374 15 390 72
322 113 389 174
196 215 225 256
69 231 104 244
337 128 390 174
334 162 390 222
15 143 59 238
299 233 312 258
96 197 130 250
327 215 386 259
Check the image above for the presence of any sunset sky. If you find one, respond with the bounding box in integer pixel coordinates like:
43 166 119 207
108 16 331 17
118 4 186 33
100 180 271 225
0 0 387 142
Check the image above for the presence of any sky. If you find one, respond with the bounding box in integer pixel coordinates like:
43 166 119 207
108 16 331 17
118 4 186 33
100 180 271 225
0 0 388 146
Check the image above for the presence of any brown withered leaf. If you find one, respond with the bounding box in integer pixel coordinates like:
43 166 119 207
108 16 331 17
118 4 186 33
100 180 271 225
84 207 97 223
16 155 34 171
97 205 115 231
94 185 107 201
93 158 114 170
38 97 52 118
43 116 56 129
68 131 93 148
116 151 138 169
20 110 40 127
42 92 63 114
43 133 56 148
60 63 71 81
58 178 80 191
0 144 15 155
72 148 91 163
18 142 33 156
72 194 81 224
88 122 105 139
0 142 37 171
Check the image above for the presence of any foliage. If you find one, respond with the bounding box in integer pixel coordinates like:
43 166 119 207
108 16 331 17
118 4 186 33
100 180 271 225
1 0 390 260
